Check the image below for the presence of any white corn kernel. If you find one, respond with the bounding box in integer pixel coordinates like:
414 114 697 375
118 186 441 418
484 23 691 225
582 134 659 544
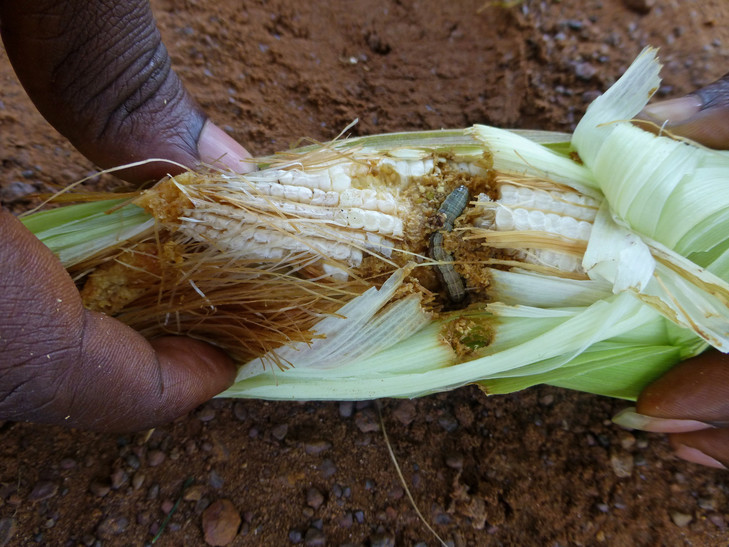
527 210 546 232
311 188 326 205
365 233 393 257
322 263 350 281
542 213 558 233
329 167 351 192
362 189 378 209
578 220 592 240
323 191 339 207
408 158 434 177
391 218 404 238
269 183 284 198
377 196 397 214
494 207 514 230
377 213 395 234
309 171 332 192
363 210 380 231
347 209 365 229
277 171 295 185
340 189 363 208
513 208 530 231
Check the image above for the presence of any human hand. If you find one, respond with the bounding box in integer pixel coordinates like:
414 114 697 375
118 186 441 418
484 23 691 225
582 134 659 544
0 210 236 432
614 73 729 468
0 1 251 431
637 71 729 150
0 0 252 181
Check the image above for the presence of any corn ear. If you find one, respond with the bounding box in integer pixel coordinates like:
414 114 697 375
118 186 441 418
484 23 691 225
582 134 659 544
22 48 729 401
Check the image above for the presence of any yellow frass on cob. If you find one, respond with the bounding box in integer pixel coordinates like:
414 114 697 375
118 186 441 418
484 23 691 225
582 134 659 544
24 48 729 401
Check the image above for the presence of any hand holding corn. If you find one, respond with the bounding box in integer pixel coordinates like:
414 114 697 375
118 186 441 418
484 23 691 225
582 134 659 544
0 0 248 431
4 7 729 480
20 46 729 465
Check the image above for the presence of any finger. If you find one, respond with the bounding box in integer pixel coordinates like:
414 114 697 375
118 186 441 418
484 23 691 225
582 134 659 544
612 407 714 434
669 429 729 470
0 1 252 182
637 73 729 149
66 317 236 432
635 351 729 425
0 210 236 432
198 120 255 174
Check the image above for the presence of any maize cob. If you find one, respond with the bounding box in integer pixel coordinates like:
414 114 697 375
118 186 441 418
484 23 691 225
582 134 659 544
23 48 729 401
136 144 596 282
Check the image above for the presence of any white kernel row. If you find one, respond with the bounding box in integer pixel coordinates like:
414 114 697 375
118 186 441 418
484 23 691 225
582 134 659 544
181 203 399 262
282 165 352 192
333 208 404 237
186 194 405 240
217 180 401 217
240 182 341 207
451 161 488 176
471 188 594 274
497 184 598 221
501 247 583 274
528 250 582 273
495 208 592 241
182 222 366 267
379 157 435 179
240 165 353 193
240 237 364 266
338 188 398 214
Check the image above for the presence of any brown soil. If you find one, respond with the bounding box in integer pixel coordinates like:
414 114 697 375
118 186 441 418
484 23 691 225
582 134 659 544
2 0 729 545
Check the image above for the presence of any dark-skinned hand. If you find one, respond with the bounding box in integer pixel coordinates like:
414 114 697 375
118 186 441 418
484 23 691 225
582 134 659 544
613 72 729 469
0 1 252 432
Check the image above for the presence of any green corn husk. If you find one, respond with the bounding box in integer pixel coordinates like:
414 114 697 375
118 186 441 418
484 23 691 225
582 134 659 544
22 48 729 402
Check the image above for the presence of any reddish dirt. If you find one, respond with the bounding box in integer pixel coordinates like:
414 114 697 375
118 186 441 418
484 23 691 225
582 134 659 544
2 0 729 545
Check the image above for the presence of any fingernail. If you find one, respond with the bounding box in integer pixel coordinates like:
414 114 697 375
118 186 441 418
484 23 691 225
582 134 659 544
674 444 727 470
639 96 703 125
197 121 254 173
612 407 714 433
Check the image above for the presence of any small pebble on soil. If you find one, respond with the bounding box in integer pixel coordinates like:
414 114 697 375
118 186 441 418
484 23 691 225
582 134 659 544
392 401 417 426
671 512 693 528
147 450 166 467
95 515 129 539
304 440 332 456
304 527 326 546
306 487 325 510
202 499 241 546
28 481 58 501
0 518 16 547
610 450 634 479
354 408 380 433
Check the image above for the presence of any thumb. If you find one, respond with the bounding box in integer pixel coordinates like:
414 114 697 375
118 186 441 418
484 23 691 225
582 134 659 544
637 72 729 150
0 1 252 183
0 210 236 433
623 352 729 469
68 317 237 432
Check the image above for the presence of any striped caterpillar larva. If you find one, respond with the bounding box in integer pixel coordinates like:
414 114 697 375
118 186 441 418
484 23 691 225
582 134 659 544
429 185 469 303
